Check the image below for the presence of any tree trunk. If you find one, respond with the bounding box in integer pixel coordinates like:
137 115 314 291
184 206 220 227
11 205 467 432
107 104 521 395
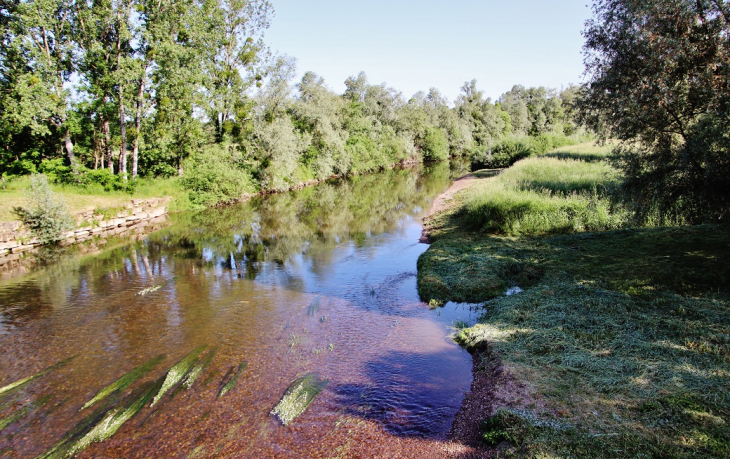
132 74 145 178
119 96 127 178
103 117 114 174
63 129 75 166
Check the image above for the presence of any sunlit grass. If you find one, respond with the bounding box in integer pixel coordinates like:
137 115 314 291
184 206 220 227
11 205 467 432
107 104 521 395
541 140 618 162
461 156 627 236
0 175 189 222
418 143 730 457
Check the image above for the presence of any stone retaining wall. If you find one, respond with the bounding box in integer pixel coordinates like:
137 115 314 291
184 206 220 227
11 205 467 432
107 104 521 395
0 197 171 258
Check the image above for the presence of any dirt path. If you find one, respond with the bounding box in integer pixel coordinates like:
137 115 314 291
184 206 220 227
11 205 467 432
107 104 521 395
420 171 499 243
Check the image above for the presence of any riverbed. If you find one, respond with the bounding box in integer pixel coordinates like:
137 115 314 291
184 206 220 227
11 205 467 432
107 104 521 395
0 165 478 458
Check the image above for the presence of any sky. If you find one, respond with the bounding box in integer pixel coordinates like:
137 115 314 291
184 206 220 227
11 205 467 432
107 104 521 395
263 1 595 103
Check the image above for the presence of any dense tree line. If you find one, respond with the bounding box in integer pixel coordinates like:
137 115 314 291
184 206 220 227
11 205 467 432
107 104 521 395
0 0 583 204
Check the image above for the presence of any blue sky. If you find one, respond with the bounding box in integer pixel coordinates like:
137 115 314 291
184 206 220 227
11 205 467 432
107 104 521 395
264 1 594 103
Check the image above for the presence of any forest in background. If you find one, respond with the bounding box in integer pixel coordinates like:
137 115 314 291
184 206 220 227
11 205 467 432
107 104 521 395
0 0 586 208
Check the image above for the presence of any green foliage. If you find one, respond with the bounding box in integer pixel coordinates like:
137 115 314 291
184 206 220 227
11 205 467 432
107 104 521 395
13 174 74 244
471 133 579 170
583 0 730 223
421 126 449 161
180 145 257 208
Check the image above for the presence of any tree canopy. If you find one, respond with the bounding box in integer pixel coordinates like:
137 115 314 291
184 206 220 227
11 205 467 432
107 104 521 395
583 0 730 222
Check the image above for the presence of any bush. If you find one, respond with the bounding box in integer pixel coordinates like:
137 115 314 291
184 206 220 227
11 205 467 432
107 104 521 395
13 174 75 244
181 146 257 208
422 126 449 161
50 165 138 193
471 133 579 170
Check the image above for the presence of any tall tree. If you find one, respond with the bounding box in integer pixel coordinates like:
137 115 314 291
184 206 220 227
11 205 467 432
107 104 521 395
583 0 730 221
204 0 271 142
3 0 77 165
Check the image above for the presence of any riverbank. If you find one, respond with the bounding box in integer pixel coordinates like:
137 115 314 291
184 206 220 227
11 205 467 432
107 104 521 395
421 143 730 457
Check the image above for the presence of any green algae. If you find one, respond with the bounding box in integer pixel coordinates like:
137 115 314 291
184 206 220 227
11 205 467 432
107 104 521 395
0 355 76 400
217 361 247 399
36 378 164 459
150 346 206 407
182 347 217 390
270 373 328 426
81 355 165 410
0 395 53 432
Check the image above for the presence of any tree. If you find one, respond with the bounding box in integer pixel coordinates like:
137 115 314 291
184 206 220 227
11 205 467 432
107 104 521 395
203 0 271 142
3 0 77 165
583 0 730 222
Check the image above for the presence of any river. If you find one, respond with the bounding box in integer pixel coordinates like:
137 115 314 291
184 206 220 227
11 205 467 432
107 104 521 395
0 163 478 458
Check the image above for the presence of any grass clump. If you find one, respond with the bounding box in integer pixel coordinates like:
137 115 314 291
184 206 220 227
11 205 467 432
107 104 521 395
182 348 217 390
218 362 248 398
270 373 328 426
0 355 76 399
38 377 165 459
150 345 206 407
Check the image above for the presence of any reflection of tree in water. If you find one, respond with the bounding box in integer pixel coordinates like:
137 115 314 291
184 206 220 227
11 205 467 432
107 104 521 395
145 164 453 279
0 164 453 328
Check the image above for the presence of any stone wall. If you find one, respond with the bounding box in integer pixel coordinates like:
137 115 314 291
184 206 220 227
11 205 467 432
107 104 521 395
0 197 171 258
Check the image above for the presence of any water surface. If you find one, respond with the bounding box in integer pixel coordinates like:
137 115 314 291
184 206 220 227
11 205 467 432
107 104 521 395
0 164 478 458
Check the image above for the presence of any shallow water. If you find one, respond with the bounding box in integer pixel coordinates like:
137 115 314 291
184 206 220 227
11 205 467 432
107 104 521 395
0 164 479 458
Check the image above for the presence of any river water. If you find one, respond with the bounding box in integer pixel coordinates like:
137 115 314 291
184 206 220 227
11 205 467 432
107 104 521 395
0 164 478 458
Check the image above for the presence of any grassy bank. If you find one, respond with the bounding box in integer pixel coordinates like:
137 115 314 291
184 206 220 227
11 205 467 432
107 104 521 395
419 143 730 457
0 176 189 222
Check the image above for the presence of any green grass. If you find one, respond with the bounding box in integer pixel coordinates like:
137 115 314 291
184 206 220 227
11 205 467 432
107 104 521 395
418 144 730 457
461 154 628 236
0 176 190 222
541 140 618 162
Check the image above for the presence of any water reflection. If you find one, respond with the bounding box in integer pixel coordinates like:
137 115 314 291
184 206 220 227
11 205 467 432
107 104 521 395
0 162 477 458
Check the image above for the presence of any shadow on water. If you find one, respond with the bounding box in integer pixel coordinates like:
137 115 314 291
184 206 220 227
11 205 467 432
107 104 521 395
331 349 467 439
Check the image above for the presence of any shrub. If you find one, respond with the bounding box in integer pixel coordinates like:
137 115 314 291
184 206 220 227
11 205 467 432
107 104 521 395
13 174 75 244
422 126 449 161
471 133 579 170
181 145 257 208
